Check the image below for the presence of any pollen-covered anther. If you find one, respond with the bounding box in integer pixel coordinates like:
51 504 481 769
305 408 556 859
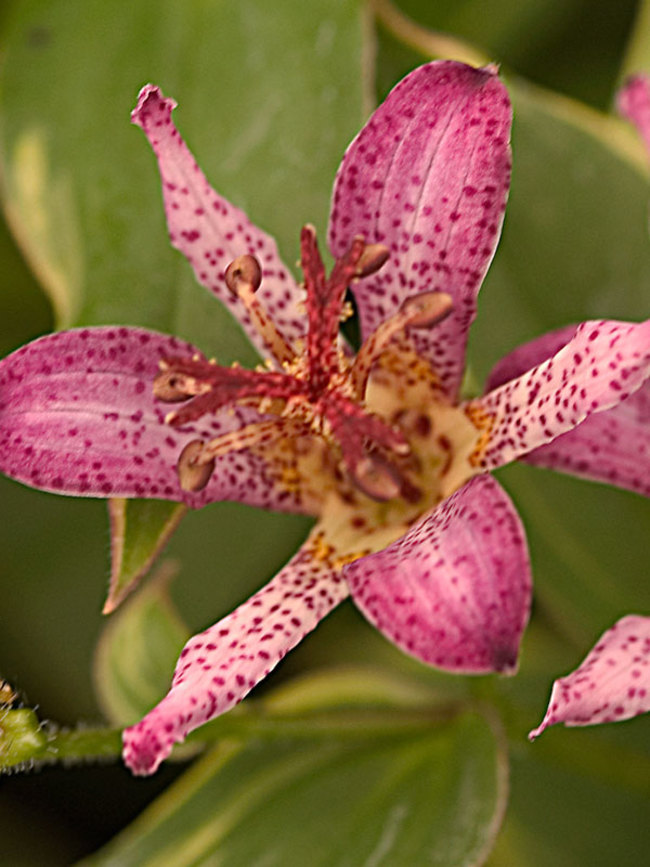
153 370 212 402
355 243 390 278
400 290 453 328
177 439 216 492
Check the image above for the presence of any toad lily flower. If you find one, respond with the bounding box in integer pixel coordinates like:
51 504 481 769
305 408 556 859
529 74 650 740
0 62 649 776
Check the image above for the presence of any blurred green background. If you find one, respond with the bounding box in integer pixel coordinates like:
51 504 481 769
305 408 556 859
0 0 648 863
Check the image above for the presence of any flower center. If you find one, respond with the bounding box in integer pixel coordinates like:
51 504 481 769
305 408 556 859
153 226 479 521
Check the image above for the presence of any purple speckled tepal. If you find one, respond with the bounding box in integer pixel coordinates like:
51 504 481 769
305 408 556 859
530 616 650 738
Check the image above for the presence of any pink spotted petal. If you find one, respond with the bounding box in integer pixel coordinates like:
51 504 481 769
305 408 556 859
345 475 531 674
132 86 305 360
123 541 349 774
328 60 512 397
617 75 650 157
472 319 650 470
529 615 650 739
484 324 578 393
485 327 650 496
523 382 650 496
0 328 304 512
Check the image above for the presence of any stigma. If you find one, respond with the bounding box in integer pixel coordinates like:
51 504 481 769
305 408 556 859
153 226 456 502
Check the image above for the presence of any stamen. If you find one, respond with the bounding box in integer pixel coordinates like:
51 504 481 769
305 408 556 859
224 254 262 292
177 440 216 492
160 364 303 428
159 228 448 507
400 291 454 327
355 243 390 278
153 369 212 402
225 255 297 367
351 290 453 397
198 419 302 461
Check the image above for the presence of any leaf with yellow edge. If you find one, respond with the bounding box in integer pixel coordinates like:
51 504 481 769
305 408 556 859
106 499 186 613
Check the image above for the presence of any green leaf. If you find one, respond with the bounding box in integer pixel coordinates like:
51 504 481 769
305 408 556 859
487 743 650 867
0 209 53 357
0 478 109 722
85 709 506 867
387 0 638 109
0 0 365 351
619 0 650 81
94 562 189 726
106 499 187 613
264 665 436 714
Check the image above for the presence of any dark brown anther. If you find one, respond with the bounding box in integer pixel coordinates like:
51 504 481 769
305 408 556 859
177 440 216 492
153 370 207 403
356 243 390 278
350 454 402 502
153 371 193 402
225 255 263 295
401 290 453 328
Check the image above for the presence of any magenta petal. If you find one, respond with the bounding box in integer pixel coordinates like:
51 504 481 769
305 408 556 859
524 382 650 496
485 327 650 496
529 615 650 739
122 544 349 774
132 85 306 359
617 75 650 157
344 475 531 674
0 328 304 511
484 324 578 393
328 60 512 397
473 319 650 469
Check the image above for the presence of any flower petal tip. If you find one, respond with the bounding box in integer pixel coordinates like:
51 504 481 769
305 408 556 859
616 74 650 119
617 74 650 158
527 722 546 742
493 650 519 677
131 83 177 129
122 722 171 777
528 616 650 742
346 476 531 677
